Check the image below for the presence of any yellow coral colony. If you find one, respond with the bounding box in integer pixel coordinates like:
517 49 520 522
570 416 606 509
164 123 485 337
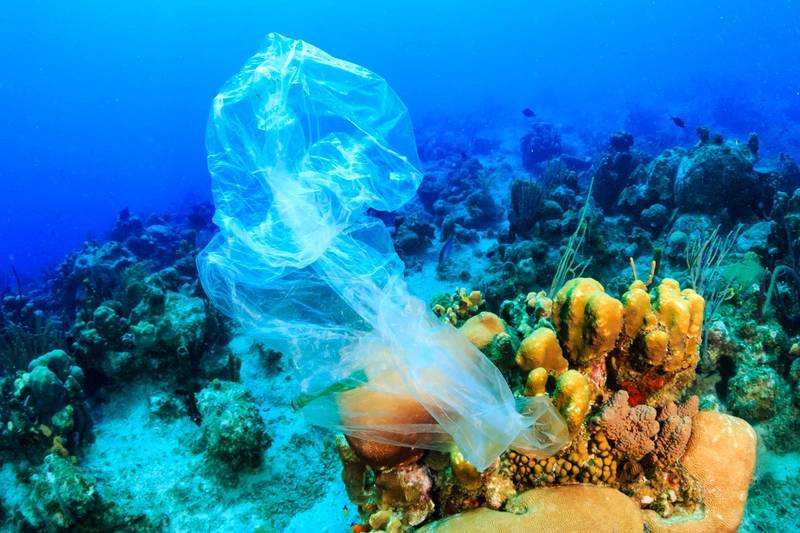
553 370 591 433
553 278 624 370
524 367 549 397
653 279 704 372
614 278 706 404
459 311 508 351
515 327 568 373
337 277 755 533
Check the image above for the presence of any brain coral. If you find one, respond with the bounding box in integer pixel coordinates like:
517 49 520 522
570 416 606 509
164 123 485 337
417 485 643 533
644 412 757 532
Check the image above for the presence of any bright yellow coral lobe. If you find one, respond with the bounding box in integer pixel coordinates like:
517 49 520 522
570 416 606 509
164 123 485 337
515 327 568 374
450 447 482 491
553 370 591 433
653 279 705 372
459 311 507 351
524 367 549 397
553 278 623 368
622 280 651 339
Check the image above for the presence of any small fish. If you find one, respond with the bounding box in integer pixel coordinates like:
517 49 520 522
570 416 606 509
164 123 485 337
438 235 455 266
342 504 349 515
521 108 536 118
670 116 686 128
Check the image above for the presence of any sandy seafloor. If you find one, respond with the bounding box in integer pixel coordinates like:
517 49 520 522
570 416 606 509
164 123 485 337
60 337 352 533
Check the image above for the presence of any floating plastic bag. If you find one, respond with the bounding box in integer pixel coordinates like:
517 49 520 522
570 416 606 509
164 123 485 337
198 33 568 470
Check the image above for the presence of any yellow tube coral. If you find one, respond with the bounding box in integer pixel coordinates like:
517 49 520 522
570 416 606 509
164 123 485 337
653 279 705 373
460 312 508 351
553 278 623 369
515 328 568 374
450 447 482 491
612 279 706 404
524 367 549 397
621 280 652 339
553 370 592 433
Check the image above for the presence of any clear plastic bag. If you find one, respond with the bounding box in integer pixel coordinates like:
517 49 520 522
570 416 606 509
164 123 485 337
198 33 567 470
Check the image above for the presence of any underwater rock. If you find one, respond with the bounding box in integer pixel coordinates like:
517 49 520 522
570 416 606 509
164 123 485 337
609 131 635 152
147 391 188 421
53 241 137 318
431 157 504 233
640 203 670 231
520 122 562 170
619 147 686 212
417 173 443 213
674 134 760 217
69 262 233 389
506 178 568 242
23 366 67 417
735 221 772 255
727 365 789 421
393 214 436 269
110 208 144 242
5 349 93 461
664 230 689 261
18 453 156 532
196 379 269 472
594 131 650 212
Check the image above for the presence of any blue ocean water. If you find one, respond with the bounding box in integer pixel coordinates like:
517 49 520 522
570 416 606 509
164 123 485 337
2 0 799 281
2 2 800 532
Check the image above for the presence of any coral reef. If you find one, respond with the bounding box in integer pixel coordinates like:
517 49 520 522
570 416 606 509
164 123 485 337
643 412 756 532
7 92 800 531
418 485 644 533
195 379 270 473
336 277 756 532
520 122 562 170
674 132 761 217
594 131 651 211
16 453 156 532
553 277 623 371
1 349 93 462
415 411 754 533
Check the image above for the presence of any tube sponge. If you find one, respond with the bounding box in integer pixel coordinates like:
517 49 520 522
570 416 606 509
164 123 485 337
197 33 567 470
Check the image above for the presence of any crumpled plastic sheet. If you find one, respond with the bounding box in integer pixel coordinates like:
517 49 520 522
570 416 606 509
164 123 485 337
197 33 568 470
